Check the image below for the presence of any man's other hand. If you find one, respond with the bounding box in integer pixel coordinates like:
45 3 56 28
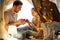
17 19 26 25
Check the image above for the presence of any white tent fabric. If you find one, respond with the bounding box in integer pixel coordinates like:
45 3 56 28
27 0 33 5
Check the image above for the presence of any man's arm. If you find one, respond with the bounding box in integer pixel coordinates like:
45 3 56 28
4 13 10 31
4 13 25 31
4 19 26 31
10 19 26 26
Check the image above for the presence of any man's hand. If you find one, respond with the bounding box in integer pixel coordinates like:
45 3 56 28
16 19 26 25
12 19 26 26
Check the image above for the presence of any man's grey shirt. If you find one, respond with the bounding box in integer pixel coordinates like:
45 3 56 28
4 9 18 24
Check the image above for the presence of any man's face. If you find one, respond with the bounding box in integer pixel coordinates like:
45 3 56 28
14 5 22 13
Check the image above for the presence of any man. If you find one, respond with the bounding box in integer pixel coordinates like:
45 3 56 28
4 1 35 39
4 0 26 31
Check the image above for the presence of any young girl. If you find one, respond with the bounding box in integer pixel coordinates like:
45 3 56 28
25 8 43 39
26 8 41 31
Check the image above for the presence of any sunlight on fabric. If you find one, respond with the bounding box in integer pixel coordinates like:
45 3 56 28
17 0 34 22
4 25 17 40
3 26 17 40
8 26 17 35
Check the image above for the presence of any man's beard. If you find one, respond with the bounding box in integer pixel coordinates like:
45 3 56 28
14 10 18 13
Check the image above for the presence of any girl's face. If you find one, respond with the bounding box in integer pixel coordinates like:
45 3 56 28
32 9 38 17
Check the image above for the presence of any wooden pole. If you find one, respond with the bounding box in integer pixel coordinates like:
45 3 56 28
0 0 15 40
0 0 4 39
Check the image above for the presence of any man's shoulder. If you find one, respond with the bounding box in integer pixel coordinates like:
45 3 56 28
4 9 10 13
4 9 11 17
4 9 11 15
